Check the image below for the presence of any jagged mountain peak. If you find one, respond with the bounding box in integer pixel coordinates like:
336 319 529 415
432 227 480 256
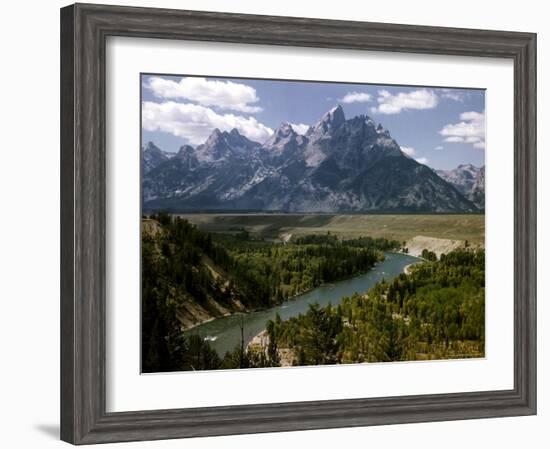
176 144 195 157
365 116 376 126
264 122 297 144
206 127 255 144
141 141 173 174
207 127 248 138
143 141 164 154
327 104 345 115
456 163 479 171
309 105 346 137
322 104 345 126
436 163 485 209
274 122 296 137
196 127 261 163
143 108 482 213
339 114 378 134
439 164 482 180
262 122 306 160
203 128 223 147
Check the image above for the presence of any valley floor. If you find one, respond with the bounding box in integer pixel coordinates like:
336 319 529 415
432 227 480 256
142 214 485 372
177 213 485 244
172 213 484 328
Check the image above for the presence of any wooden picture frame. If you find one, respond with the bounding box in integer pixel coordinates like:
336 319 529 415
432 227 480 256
60 3 536 444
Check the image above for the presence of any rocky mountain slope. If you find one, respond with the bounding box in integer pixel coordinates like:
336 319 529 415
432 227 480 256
141 141 175 175
436 164 485 209
142 105 480 213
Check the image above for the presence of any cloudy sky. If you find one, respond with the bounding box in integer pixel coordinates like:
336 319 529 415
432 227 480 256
141 74 485 170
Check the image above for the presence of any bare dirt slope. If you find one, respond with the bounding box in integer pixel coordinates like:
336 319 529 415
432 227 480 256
405 235 475 258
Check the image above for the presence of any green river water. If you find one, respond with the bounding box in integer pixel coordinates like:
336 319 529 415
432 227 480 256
184 252 421 356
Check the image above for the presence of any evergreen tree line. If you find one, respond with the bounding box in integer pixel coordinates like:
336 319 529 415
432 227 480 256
266 248 485 366
142 214 399 372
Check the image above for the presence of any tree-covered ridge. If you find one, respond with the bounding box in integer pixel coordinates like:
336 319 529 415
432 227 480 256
267 248 485 365
220 232 399 302
141 214 399 372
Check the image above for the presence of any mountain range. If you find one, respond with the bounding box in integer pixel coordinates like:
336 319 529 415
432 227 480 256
436 164 485 209
142 105 484 213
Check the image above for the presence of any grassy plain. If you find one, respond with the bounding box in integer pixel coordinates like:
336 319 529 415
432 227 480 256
176 213 485 245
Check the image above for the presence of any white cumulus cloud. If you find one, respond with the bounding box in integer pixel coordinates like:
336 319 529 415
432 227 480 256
340 92 372 104
439 110 485 149
142 101 273 145
435 145 444 150
400 146 416 156
401 146 429 165
144 76 262 113
473 141 486 149
444 136 465 143
290 123 310 135
371 89 438 114
440 89 463 102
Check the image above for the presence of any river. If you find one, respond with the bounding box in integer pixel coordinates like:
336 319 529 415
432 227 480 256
184 252 421 356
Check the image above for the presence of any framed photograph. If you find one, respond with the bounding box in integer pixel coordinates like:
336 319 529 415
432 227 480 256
60 3 536 444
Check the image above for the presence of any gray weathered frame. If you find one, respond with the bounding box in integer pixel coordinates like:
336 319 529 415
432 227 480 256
60 3 537 445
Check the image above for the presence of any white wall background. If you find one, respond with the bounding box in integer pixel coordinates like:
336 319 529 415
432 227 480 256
0 0 546 447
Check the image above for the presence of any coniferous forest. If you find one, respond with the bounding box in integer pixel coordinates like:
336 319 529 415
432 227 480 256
267 249 485 366
141 214 484 373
